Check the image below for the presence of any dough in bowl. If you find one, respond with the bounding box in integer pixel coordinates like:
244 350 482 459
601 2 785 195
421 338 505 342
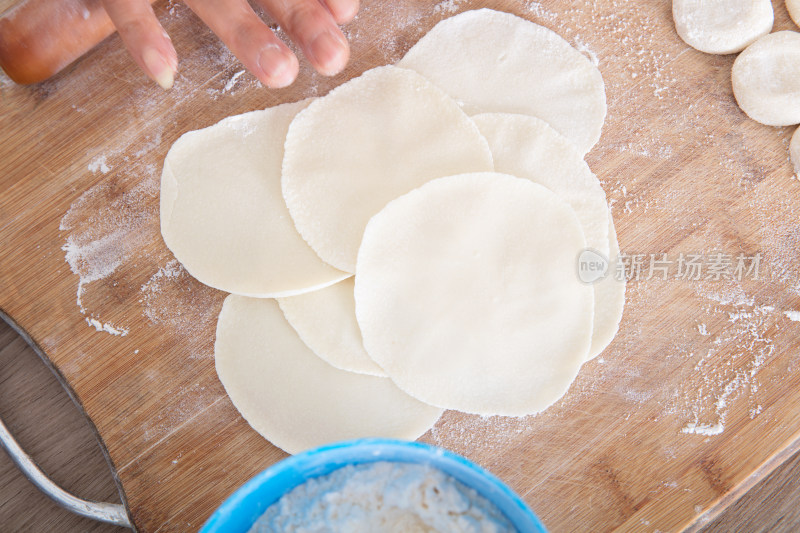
160 100 348 297
732 31 800 127
355 173 594 416
672 0 773 55
399 8 606 155
277 278 385 377
281 65 493 273
214 296 443 455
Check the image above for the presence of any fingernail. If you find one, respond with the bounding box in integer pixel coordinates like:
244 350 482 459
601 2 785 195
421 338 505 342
142 47 174 90
309 30 348 76
258 45 295 88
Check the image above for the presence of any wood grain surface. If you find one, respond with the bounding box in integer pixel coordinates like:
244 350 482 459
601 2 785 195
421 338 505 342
2 318 800 532
1 0 799 531
0 321 123 532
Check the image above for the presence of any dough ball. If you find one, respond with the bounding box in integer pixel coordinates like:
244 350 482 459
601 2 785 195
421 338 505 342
732 31 800 127
791 126 800 177
672 0 773 55
399 8 607 155
788 0 800 28
281 66 493 273
214 296 443 455
587 214 627 361
355 173 594 416
471 113 610 257
277 278 385 377
161 100 347 297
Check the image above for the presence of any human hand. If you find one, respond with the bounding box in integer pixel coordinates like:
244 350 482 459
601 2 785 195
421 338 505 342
101 0 358 90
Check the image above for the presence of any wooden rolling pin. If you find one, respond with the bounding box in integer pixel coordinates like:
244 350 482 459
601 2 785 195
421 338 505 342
0 0 154 84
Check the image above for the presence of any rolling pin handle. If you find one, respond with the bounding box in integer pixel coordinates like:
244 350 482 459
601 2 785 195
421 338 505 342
0 0 155 85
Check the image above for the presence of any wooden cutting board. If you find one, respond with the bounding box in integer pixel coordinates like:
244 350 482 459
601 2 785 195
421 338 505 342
2 0 799 531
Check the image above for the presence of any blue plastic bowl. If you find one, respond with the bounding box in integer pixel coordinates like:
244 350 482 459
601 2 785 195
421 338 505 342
201 438 546 532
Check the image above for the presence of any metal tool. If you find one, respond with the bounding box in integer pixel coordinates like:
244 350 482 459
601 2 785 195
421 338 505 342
0 313 133 528
0 416 132 527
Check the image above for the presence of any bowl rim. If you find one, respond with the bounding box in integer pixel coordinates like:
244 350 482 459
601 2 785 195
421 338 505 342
200 438 547 533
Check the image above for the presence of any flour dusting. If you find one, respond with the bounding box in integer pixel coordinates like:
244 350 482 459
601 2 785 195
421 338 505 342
671 287 779 437
433 0 467 15
62 230 126 311
785 310 800 322
86 317 129 337
223 69 246 93
139 259 223 347
60 158 160 337
682 421 724 436
88 155 111 174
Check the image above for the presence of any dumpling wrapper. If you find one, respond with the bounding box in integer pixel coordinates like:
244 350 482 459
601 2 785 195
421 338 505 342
281 65 493 273
471 112 610 257
587 214 627 361
399 8 606 155
278 278 386 377
214 295 443 455
161 100 347 297
470 113 623 360
355 173 594 416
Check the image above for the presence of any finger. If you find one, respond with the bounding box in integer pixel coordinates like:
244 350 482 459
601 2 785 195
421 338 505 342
184 0 298 88
319 0 359 25
102 0 177 89
256 0 349 76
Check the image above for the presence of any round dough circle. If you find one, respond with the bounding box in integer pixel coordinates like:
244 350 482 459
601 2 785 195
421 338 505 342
214 295 442 455
282 65 494 273
161 100 347 297
398 8 606 155
587 214 627 361
732 31 800 126
672 0 773 55
469 113 623 361
791 126 800 177
354 173 594 416
471 113 610 257
277 278 386 377
787 0 800 28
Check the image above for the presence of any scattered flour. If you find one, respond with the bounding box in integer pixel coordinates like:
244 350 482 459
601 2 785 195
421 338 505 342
524 1 557 22
60 155 160 337
62 230 126 311
682 421 724 436
223 69 246 93
139 259 223 346
88 155 111 174
433 0 467 15
785 310 800 322
86 317 129 337
673 288 779 437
